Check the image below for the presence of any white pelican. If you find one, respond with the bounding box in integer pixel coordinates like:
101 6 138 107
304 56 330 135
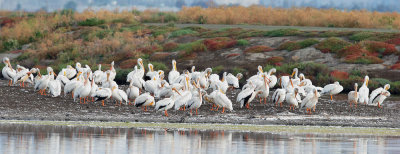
237 82 261 109
300 88 320 114
256 74 270 104
92 87 112 106
109 61 116 81
56 73 70 87
279 68 298 88
146 63 156 80
61 65 77 80
144 76 158 95
155 88 181 116
74 72 92 104
134 93 155 111
2 57 16 86
13 65 29 86
213 88 233 113
369 91 390 108
155 83 183 99
136 58 145 79
35 67 55 96
168 60 180 84
226 73 242 89
299 73 312 86
358 76 370 105
272 88 286 107
48 77 62 97
102 71 118 89
247 65 264 82
210 72 229 93
348 83 359 107
321 81 343 102
93 64 104 84
88 75 98 102
75 62 83 73
285 88 301 110
267 68 277 88
126 81 140 105
369 84 390 105
15 68 36 87
111 86 128 106
64 71 83 98
127 66 145 89
174 75 192 111
186 82 206 115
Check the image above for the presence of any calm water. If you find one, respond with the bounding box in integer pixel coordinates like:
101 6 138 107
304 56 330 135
0 124 399 154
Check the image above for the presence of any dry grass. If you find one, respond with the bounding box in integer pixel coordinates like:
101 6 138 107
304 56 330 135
177 6 400 29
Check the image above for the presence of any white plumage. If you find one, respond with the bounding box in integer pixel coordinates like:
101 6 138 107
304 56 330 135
134 93 155 110
111 86 128 105
348 83 359 107
321 81 343 101
358 76 370 105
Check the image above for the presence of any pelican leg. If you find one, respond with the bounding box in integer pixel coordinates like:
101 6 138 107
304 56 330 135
164 110 169 117
92 97 94 102
102 100 105 106
215 106 219 111
80 98 82 104
190 109 192 114
259 98 262 104
183 106 186 111
264 98 267 104
128 101 132 105
120 101 122 106
71 92 74 98
349 101 352 107
330 95 333 101
196 109 198 115
22 82 24 87
210 104 216 111
289 105 292 110
313 105 316 112
280 102 283 107
246 103 250 109
378 102 382 108
221 107 225 113
144 106 148 111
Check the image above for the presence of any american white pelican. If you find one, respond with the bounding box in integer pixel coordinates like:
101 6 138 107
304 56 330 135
127 66 145 89
174 89 192 111
136 58 145 79
168 60 180 84
35 67 55 96
369 91 390 108
145 63 156 80
92 87 112 106
213 88 233 113
64 71 83 98
186 82 206 115
358 76 370 105
369 84 390 105
300 89 320 114
144 76 158 95
299 73 312 86
61 65 77 80
126 81 140 105
48 77 62 97
93 64 104 84
109 61 116 81
155 88 181 116
15 68 36 87
321 81 343 102
56 74 70 87
272 88 286 107
74 72 92 104
155 83 183 99
247 65 264 82
210 72 229 93
267 68 277 88
111 86 128 106
102 71 118 89
226 73 242 89
13 65 29 86
279 68 298 88
2 57 16 86
256 74 270 104
348 83 359 107
285 88 301 110
134 93 155 111
237 82 261 109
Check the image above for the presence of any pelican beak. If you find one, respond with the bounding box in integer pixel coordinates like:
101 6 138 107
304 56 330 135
64 71 66 76
140 61 145 71
172 88 182 96
173 62 177 71
366 79 369 86
258 67 263 73
385 86 389 90
290 79 294 88
150 65 154 72
53 72 57 77
7 61 12 69
291 71 295 77
295 91 298 97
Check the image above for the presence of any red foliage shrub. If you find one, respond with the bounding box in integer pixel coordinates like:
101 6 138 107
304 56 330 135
119 59 137 69
162 42 178 51
361 41 397 55
0 17 15 27
138 45 162 54
203 37 237 51
386 38 400 45
226 53 240 58
330 70 349 80
344 51 383 64
266 56 284 64
391 63 400 69
244 45 274 53
150 52 172 60
337 44 364 58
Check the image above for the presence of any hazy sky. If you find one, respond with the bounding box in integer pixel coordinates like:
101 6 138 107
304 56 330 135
0 0 398 12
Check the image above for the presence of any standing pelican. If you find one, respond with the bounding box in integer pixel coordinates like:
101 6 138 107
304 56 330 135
213 88 233 113
168 59 180 84
370 91 390 108
321 81 343 102
369 84 390 105
109 61 116 81
348 83 359 107
286 88 301 110
48 76 62 97
358 76 370 105
300 89 320 114
267 68 277 88
155 88 181 116
186 82 205 115
111 86 128 106
279 68 298 88
2 57 16 86
134 93 155 111
93 64 104 84
74 72 91 104
92 87 112 106
126 81 140 105
272 89 286 107
237 82 261 109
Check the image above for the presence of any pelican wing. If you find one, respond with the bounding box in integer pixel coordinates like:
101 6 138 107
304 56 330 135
369 87 383 104
237 88 254 103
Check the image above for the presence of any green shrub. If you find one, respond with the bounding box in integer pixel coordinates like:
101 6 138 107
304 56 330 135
263 29 300 37
151 61 168 71
2 39 20 51
212 65 224 74
115 69 131 84
349 32 375 41
169 29 198 38
16 52 31 61
315 37 352 53
78 18 105 26
236 39 249 46
298 39 319 48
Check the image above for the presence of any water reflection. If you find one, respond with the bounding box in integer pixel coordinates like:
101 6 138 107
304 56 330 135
0 124 399 154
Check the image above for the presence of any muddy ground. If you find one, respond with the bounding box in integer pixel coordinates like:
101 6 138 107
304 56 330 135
0 80 399 128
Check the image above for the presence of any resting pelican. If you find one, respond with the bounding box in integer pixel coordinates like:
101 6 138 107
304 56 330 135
109 61 116 81
213 88 233 113
93 64 104 84
74 72 91 104
247 65 264 82
358 76 369 105
64 71 83 97
370 91 390 108
299 73 312 86
155 88 181 116
369 84 390 105
286 88 301 110
257 74 270 104
186 82 206 115
226 73 242 89
2 57 16 86
127 66 145 89
267 68 277 88
272 89 286 107
88 75 98 102
111 86 128 106
35 67 55 95
146 64 156 80
126 81 140 105
174 75 192 110
168 60 180 84
134 93 155 111
279 68 298 88
144 76 158 95
102 71 117 89
92 87 112 106
348 83 359 107
300 89 320 114
59 65 77 80
48 76 62 97
321 81 343 102
237 82 261 109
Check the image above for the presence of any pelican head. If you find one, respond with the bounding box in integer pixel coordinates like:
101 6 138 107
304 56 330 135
299 73 305 81
148 64 154 72
76 62 81 69
294 88 299 97
269 68 276 75
257 65 263 73
334 81 340 85
172 59 177 71
2 57 11 68
67 65 73 69
138 58 144 70
110 61 114 70
236 73 243 80
191 66 195 73
205 68 212 77
384 84 390 91
291 68 298 77
47 67 53 75
364 76 369 87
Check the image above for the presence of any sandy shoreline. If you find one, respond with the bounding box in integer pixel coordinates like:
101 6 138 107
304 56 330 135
0 80 399 128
